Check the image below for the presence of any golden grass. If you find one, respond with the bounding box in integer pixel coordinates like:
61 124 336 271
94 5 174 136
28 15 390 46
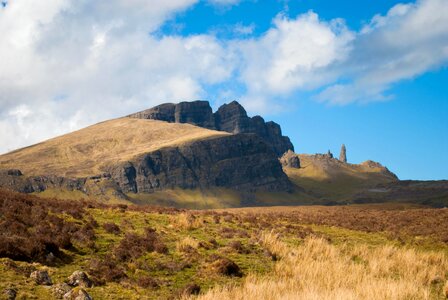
0 118 228 177
127 188 242 209
176 236 200 252
193 233 448 300
285 154 398 201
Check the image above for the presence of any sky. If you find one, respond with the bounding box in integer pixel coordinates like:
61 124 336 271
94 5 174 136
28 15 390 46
0 0 447 180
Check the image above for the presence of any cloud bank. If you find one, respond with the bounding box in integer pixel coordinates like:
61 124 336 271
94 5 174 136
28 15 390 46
0 0 447 153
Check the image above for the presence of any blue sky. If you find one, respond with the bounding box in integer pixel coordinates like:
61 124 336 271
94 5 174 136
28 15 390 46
0 0 447 180
171 0 448 180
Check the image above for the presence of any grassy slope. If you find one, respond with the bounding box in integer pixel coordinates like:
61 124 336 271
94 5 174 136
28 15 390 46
2 195 448 299
285 154 398 203
0 118 228 177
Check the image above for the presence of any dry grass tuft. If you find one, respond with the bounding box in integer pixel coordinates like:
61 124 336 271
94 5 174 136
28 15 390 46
176 237 200 253
194 235 448 300
172 213 203 230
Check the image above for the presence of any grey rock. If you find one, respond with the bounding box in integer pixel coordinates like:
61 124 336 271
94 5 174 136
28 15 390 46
7 169 22 176
280 150 301 168
67 271 93 288
175 100 216 129
110 134 292 194
128 103 175 122
130 100 294 157
63 288 92 300
3 288 17 300
129 100 215 129
30 270 52 285
339 144 347 163
214 101 294 156
52 283 72 299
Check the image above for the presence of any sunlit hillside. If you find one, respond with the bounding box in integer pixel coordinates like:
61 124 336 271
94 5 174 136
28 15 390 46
0 118 228 177
285 154 398 202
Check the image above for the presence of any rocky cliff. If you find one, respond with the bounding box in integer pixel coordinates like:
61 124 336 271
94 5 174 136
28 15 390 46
0 127 292 199
110 134 292 194
128 100 294 156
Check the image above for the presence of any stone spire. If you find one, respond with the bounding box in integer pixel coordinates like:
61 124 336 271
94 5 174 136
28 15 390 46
339 144 347 163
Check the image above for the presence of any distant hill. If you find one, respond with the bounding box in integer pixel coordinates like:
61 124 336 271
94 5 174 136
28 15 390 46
281 151 447 207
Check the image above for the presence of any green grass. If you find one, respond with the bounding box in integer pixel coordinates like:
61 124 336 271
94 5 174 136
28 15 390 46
2 201 448 299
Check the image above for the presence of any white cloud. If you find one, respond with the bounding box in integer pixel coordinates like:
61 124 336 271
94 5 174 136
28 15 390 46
1 0 448 153
234 12 354 111
0 0 237 153
318 0 448 104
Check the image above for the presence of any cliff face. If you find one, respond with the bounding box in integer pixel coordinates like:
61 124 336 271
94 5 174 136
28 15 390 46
128 100 294 156
110 134 292 194
0 133 292 197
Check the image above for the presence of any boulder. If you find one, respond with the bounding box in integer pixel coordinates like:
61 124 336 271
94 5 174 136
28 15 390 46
7 169 22 176
30 270 52 285
63 288 92 300
3 288 17 300
280 150 301 168
67 271 93 288
52 283 72 299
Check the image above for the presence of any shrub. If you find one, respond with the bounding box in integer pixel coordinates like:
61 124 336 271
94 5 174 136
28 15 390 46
88 257 127 284
135 276 159 289
103 222 121 235
0 189 96 263
113 228 167 262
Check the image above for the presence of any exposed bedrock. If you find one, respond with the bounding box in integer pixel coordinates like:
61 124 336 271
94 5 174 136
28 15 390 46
128 100 294 156
110 134 292 194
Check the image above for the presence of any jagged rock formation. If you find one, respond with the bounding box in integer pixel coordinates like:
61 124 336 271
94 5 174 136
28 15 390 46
128 100 294 156
339 144 347 163
280 150 301 168
110 134 292 193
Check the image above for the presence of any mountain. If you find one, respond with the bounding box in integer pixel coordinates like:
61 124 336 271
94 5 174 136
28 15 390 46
0 100 446 208
0 104 293 206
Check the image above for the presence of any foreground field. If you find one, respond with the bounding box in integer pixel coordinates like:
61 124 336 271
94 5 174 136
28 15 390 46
1 190 447 299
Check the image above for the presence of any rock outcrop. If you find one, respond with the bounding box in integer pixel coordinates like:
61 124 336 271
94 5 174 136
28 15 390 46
129 100 294 156
0 169 87 194
110 134 292 194
280 150 301 168
339 144 347 163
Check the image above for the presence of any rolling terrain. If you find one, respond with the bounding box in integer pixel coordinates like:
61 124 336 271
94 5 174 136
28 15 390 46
1 189 447 299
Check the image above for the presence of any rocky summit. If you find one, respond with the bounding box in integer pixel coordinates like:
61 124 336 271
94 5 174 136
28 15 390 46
128 100 294 156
